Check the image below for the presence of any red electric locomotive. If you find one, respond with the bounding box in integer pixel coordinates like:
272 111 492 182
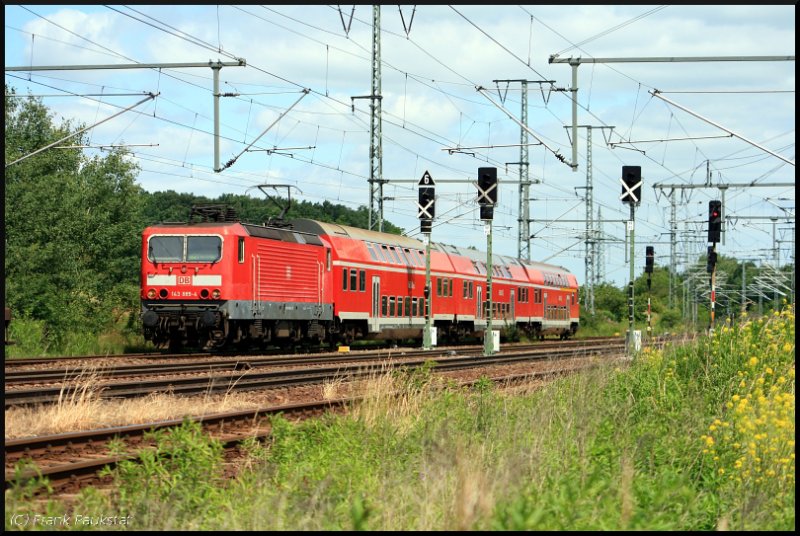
140 206 579 350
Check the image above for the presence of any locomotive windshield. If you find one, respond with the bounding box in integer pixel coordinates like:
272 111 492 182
148 235 222 263
149 236 183 262
187 236 221 262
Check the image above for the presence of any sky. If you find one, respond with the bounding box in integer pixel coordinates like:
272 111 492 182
4 4 796 288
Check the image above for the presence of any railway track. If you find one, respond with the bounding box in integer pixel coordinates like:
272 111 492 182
4 337 620 383
5 398 349 494
3 336 634 368
5 339 629 406
5 355 610 496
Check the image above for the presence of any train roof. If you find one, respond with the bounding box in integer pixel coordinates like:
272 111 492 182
290 219 425 250
145 220 324 246
431 242 571 275
290 218 573 276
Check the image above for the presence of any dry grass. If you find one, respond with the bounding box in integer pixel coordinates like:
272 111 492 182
347 360 440 433
4 386 279 439
321 372 348 400
5 359 341 439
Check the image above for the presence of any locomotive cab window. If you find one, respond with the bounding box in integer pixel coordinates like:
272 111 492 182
238 237 245 263
187 236 222 263
148 235 221 263
148 236 183 263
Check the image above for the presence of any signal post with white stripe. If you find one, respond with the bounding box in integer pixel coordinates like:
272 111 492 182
477 167 498 356
418 170 435 350
620 165 642 355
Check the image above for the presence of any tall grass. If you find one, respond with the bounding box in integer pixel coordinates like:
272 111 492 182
5 305 794 531
4 317 152 359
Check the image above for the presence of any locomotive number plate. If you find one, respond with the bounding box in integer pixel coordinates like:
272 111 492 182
177 275 193 285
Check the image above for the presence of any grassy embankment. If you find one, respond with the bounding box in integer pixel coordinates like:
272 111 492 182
5 305 794 530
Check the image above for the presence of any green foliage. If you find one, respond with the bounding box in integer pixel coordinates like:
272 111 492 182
4 314 150 358
501 323 521 342
592 283 627 322
4 461 66 532
5 86 144 348
490 308 795 530
658 308 682 330
394 358 437 391
579 307 625 337
3 316 52 356
349 493 372 531
103 419 225 528
6 460 54 502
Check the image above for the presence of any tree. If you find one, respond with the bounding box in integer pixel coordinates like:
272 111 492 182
593 283 627 322
4 86 144 345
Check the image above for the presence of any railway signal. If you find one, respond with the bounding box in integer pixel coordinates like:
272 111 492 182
418 170 435 234
620 165 642 205
705 200 722 335
417 170 436 350
708 200 722 243
620 165 643 355
706 200 722 334
477 167 497 221
476 167 499 355
645 246 654 273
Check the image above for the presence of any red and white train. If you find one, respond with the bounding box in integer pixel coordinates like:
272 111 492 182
140 207 580 350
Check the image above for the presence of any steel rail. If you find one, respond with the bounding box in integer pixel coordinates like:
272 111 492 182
5 343 625 407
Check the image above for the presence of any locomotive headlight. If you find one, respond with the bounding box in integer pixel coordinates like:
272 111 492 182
159 288 169 299
147 288 157 299
211 289 221 299
200 289 210 299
